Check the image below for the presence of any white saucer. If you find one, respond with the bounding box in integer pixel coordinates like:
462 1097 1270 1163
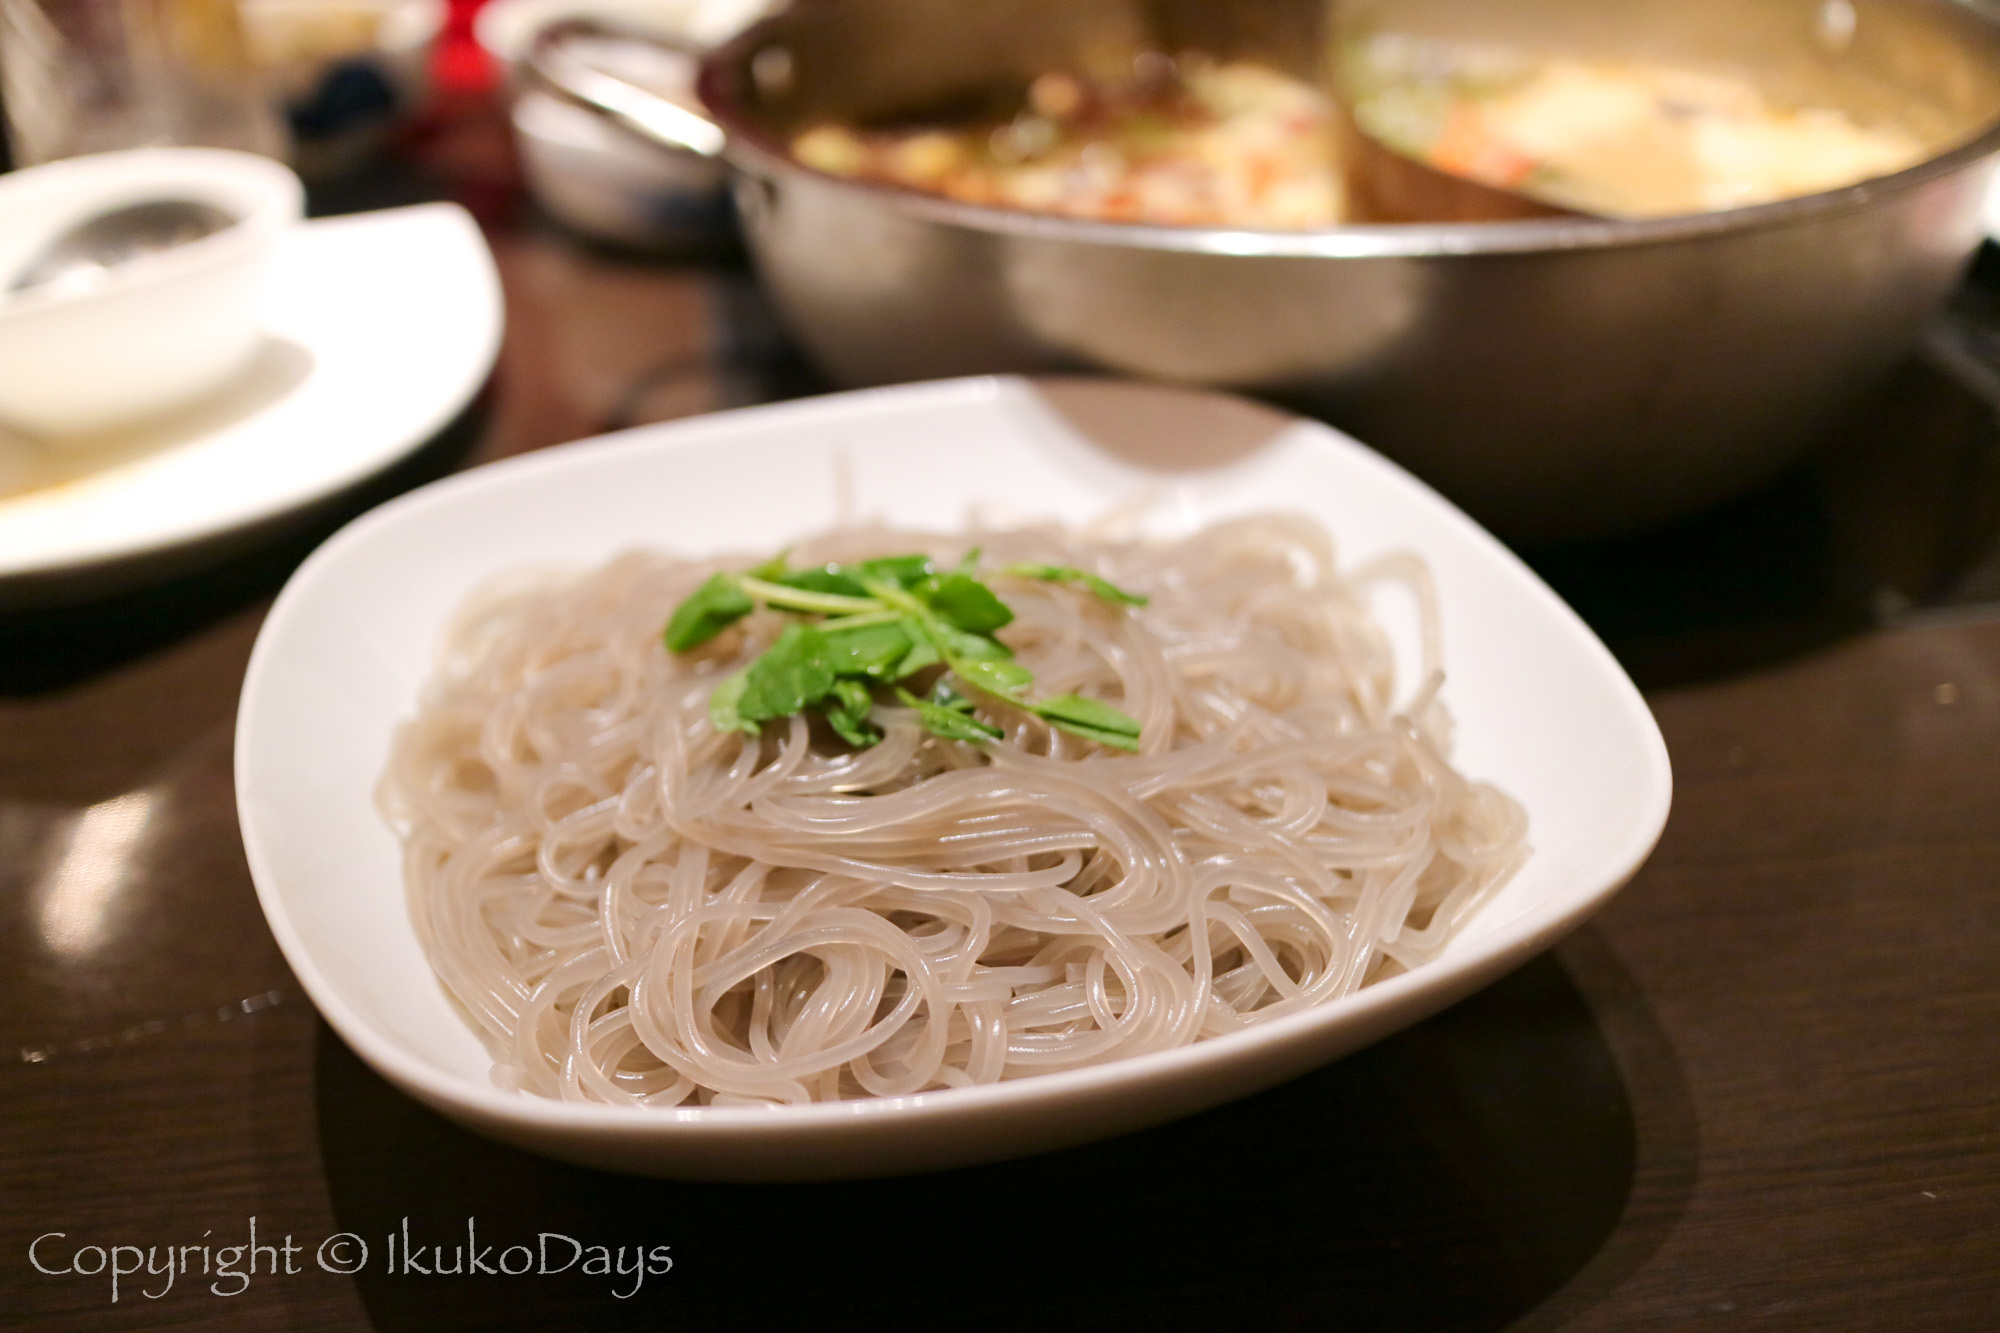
0 202 502 605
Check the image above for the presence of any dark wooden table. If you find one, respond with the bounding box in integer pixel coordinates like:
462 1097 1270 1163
3 102 1997 1330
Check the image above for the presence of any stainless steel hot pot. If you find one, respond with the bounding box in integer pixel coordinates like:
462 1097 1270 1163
559 0 2000 541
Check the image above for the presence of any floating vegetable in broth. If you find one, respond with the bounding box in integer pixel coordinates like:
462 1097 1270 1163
791 54 1344 228
1345 33 1935 218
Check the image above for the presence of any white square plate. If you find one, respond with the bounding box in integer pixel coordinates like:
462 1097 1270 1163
236 376 1671 1180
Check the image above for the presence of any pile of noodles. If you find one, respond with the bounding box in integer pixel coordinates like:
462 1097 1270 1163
380 515 1528 1107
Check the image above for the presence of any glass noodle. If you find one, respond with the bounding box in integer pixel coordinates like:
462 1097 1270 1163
379 516 1528 1107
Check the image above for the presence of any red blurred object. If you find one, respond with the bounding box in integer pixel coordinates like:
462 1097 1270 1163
387 0 520 226
435 0 497 96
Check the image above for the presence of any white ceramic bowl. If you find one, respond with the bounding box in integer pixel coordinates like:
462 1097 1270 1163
475 0 767 73
236 377 1672 1182
509 65 729 251
478 0 766 249
0 148 303 440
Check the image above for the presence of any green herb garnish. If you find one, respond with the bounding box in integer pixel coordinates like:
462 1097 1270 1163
895 683 1004 744
1026 693 1145 750
664 552 1147 751
662 572 755 651
998 562 1150 607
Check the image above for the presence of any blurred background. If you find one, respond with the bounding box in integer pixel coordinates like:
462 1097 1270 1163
2 0 1998 662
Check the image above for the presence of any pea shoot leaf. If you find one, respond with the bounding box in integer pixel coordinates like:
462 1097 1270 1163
818 618 921 678
819 678 880 747
774 564 868 598
890 618 942 676
1032 693 1143 752
952 657 1034 700
931 622 1014 664
708 670 755 735
664 572 755 651
1000 563 1148 607
854 555 936 588
916 571 1014 633
928 679 975 711
736 623 837 722
895 687 1003 743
